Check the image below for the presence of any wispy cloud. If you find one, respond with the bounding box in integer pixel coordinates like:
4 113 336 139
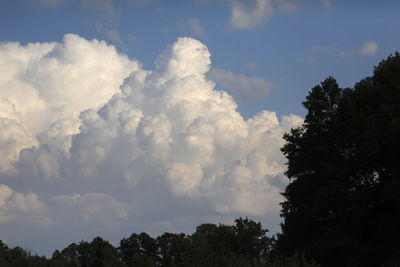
322 0 331 9
307 41 378 59
340 41 379 56
180 18 205 37
208 68 274 101
275 0 297 12
244 61 260 70
81 0 115 14
360 41 378 56
226 0 299 30
299 55 316 63
229 0 273 30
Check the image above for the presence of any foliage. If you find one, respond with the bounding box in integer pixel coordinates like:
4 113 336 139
279 52 400 266
0 218 315 266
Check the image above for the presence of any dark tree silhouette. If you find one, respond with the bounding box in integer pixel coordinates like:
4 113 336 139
279 53 400 266
118 232 158 266
157 232 190 266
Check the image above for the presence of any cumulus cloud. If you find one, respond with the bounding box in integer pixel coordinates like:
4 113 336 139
0 116 37 171
208 68 274 101
0 34 137 172
0 34 302 254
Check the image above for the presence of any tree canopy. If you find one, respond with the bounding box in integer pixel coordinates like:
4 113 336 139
279 52 400 267
0 217 319 266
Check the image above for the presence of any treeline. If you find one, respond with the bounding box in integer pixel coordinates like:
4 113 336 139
0 218 317 267
1 52 400 267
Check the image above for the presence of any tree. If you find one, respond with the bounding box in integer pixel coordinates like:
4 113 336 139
189 219 274 267
157 233 190 266
232 217 272 265
87 237 123 267
6 246 30 267
0 240 10 267
118 232 158 266
279 53 400 266
49 237 123 267
279 77 345 265
190 223 217 266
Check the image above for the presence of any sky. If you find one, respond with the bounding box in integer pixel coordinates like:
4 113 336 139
0 0 399 256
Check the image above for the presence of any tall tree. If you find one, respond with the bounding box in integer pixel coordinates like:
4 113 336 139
279 53 400 266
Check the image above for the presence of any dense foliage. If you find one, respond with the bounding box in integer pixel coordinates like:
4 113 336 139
0 218 318 267
279 52 400 266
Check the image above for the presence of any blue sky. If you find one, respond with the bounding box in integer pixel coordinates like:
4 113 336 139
0 0 399 256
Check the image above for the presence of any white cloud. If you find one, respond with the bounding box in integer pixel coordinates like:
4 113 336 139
0 34 137 172
0 34 302 255
208 68 274 101
281 114 304 132
0 116 37 171
227 0 298 30
229 0 273 29
360 41 378 56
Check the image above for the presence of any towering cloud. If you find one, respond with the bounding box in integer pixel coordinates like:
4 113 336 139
0 34 302 254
